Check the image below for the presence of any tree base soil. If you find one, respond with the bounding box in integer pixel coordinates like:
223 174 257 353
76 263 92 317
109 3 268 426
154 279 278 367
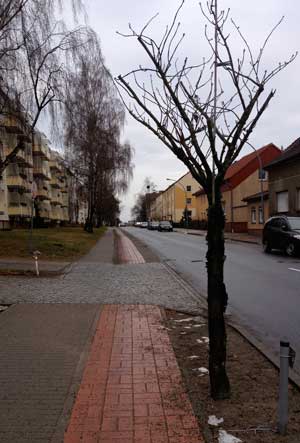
164 309 300 443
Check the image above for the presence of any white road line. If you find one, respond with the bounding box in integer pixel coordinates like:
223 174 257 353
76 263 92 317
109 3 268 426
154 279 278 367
288 268 300 273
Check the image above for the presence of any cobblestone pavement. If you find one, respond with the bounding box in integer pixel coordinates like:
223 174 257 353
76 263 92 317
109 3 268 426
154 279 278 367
0 304 100 443
0 262 201 312
65 305 204 443
0 231 202 313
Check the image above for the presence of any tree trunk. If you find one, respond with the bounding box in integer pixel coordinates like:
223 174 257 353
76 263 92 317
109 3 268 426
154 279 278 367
206 190 230 400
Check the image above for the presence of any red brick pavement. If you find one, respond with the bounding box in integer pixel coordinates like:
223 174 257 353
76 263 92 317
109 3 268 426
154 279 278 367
117 231 145 264
64 305 204 442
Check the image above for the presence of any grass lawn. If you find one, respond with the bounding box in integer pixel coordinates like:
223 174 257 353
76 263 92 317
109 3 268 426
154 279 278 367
0 227 107 261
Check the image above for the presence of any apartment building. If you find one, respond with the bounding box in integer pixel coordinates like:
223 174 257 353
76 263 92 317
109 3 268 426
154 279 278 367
0 118 71 229
150 172 201 223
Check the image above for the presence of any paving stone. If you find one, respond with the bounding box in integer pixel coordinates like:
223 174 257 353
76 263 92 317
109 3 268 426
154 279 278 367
64 305 204 443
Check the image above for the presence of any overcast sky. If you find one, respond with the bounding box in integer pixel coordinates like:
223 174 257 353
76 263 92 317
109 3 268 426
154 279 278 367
72 0 299 221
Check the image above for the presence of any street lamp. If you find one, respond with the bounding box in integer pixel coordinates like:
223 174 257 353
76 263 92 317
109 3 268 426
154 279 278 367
166 178 189 228
246 142 265 225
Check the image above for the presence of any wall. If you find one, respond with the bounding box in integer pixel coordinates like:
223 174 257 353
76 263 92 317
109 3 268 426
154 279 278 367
268 160 300 216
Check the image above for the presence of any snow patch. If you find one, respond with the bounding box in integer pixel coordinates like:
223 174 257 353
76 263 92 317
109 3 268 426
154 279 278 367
174 318 194 323
196 337 209 344
208 415 224 426
218 430 242 443
188 355 199 359
193 367 209 374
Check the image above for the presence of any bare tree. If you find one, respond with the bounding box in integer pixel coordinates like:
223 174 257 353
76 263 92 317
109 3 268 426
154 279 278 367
0 0 88 176
64 35 133 232
116 1 296 399
131 177 156 221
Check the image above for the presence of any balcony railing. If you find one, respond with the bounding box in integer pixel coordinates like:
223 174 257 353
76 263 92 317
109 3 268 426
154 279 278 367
49 160 62 172
8 204 32 217
49 176 61 188
36 188 50 200
33 166 51 180
32 143 50 160
6 176 27 190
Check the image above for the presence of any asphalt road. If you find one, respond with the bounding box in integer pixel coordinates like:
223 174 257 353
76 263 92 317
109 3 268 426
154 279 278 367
125 227 300 378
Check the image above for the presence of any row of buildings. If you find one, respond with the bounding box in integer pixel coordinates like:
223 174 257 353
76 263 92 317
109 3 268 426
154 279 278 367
149 139 300 234
0 117 87 230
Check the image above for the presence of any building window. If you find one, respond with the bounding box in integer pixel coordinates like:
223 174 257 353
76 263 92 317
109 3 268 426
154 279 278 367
186 198 192 204
276 191 288 213
258 169 267 180
251 208 256 224
258 206 263 224
186 185 191 192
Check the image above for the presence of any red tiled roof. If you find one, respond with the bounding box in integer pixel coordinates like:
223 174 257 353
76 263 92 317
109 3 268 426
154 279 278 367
193 143 281 196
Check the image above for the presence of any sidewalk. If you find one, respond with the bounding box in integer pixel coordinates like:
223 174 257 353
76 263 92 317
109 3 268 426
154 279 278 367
0 229 205 442
174 228 261 244
65 305 203 443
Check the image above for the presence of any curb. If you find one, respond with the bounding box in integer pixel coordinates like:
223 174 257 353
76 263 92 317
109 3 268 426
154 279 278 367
174 228 260 245
228 319 300 391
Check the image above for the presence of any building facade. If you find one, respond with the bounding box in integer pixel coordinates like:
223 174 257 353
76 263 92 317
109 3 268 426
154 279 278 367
0 120 71 229
265 138 300 217
194 144 281 233
150 172 201 223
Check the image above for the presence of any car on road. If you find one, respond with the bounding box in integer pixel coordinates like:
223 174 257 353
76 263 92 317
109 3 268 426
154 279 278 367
140 221 148 228
262 216 300 256
148 221 160 230
158 221 173 232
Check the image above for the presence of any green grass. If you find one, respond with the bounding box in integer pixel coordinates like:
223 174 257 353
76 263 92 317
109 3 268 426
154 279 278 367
0 227 107 261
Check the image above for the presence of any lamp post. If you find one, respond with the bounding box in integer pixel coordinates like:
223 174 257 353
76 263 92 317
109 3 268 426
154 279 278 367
246 142 265 225
166 178 189 228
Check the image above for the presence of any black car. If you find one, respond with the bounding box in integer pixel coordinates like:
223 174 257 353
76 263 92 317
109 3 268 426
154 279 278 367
262 216 300 256
158 221 173 232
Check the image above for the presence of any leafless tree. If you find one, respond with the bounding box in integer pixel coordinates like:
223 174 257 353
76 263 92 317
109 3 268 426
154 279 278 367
0 0 88 176
116 0 296 399
64 35 133 232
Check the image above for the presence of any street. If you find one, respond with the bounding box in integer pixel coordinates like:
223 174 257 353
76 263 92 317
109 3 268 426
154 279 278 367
125 227 300 378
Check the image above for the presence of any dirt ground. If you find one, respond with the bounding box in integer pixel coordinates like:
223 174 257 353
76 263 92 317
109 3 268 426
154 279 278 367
164 309 300 443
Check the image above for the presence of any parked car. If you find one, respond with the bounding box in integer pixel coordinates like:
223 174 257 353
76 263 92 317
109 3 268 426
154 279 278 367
140 221 148 228
262 216 300 256
148 221 160 230
158 221 173 232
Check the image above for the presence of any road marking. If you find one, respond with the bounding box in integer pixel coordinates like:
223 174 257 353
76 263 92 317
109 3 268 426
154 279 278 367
288 268 300 273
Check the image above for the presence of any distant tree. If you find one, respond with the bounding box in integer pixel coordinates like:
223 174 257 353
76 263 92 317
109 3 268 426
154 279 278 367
117 1 296 399
131 177 156 221
64 35 133 232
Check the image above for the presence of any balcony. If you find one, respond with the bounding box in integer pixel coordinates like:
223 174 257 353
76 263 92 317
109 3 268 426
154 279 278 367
49 159 62 172
33 166 51 180
8 204 32 217
39 201 51 219
36 187 50 200
0 116 25 135
6 176 27 191
49 176 61 188
50 205 63 221
50 191 63 205
32 143 50 160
